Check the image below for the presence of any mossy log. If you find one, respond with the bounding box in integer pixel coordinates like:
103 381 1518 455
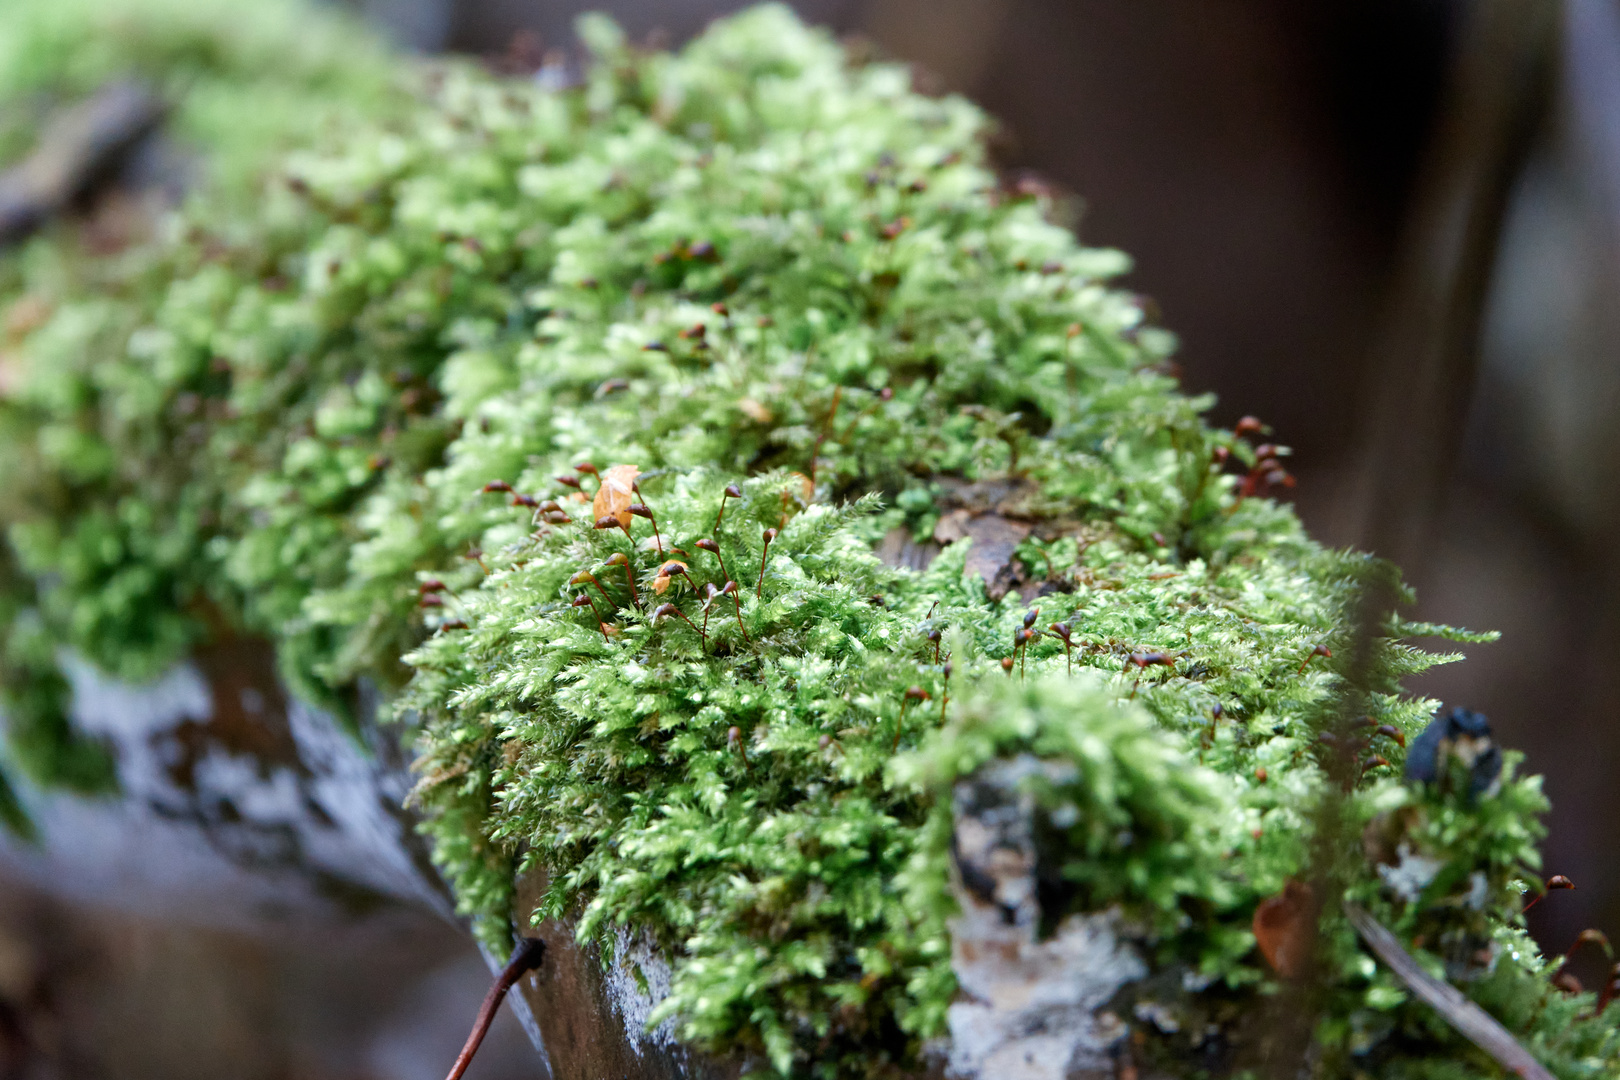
2 2 1617 1078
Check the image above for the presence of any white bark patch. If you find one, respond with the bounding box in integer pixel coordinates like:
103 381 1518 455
944 758 1145 1079
946 903 1144 1080
603 927 681 1054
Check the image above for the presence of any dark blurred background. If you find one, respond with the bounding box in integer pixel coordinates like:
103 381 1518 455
8 0 1619 1075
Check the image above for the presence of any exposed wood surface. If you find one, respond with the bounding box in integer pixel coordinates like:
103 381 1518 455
509 869 742 1080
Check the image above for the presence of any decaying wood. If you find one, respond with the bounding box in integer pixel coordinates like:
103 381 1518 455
503 755 1162 1080
0 82 166 245
1345 902 1554 1080
508 869 742 1080
0 642 453 928
934 509 1032 600
877 527 942 573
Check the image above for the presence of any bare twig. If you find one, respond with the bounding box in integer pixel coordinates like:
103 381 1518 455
0 82 167 245
444 937 546 1080
1345 903 1553 1080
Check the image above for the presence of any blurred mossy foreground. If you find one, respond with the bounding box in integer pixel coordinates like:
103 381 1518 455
1 1 1617 1076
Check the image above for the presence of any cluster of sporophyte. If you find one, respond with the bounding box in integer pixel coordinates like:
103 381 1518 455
0 2 1616 1075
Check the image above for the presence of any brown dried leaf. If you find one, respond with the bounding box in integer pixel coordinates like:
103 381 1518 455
1253 880 1317 979
592 464 640 529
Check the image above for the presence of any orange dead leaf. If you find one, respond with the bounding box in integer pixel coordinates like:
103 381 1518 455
592 464 640 529
1254 880 1317 979
737 398 773 423
653 559 688 595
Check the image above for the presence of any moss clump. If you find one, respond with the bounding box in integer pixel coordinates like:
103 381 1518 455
0 0 405 786
2 3 1616 1076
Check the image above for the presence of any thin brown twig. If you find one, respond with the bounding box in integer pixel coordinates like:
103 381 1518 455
444 938 546 1080
1345 904 1553 1080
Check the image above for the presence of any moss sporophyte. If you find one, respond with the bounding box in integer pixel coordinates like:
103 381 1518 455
3 1 1618 1075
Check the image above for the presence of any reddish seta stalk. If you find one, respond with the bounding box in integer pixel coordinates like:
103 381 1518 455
757 528 776 598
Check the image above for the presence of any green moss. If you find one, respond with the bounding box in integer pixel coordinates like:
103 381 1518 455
0 0 406 779
0 3 1614 1076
